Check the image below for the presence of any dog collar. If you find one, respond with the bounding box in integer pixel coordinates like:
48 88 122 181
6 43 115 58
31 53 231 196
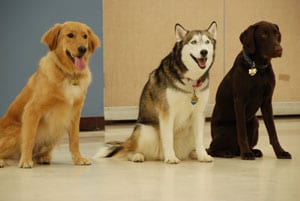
187 77 204 88
55 64 81 86
186 73 208 88
185 74 209 105
242 50 269 76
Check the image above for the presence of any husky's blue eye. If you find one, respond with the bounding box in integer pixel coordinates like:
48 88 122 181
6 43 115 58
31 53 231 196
191 40 197 45
205 40 210 44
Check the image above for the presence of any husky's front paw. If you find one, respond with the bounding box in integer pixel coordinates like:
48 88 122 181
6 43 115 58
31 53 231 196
73 156 92 165
197 151 213 162
130 153 145 162
164 156 180 164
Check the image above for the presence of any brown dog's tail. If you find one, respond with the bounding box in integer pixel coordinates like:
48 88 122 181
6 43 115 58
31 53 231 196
93 141 124 159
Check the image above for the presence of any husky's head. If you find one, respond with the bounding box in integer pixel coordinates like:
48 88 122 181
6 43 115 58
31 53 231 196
175 22 217 80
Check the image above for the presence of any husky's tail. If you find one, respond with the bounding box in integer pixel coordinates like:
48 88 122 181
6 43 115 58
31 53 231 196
93 141 124 159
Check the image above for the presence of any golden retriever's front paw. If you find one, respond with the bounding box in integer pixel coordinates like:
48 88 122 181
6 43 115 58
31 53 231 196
73 156 92 166
0 159 6 168
36 155 52 165
19 159 34 168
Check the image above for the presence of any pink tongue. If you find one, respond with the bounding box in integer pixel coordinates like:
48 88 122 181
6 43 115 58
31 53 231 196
74 57 85 70
198 59 206 68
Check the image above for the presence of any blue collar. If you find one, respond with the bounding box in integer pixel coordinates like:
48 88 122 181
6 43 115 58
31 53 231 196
242 50 269 70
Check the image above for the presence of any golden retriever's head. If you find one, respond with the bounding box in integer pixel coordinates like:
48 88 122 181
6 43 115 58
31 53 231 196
41 21 100 71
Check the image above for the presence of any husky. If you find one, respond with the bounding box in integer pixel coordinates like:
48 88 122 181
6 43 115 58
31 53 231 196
95 22 217 164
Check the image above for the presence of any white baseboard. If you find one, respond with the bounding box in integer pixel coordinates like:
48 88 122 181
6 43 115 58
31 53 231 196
104 102 300 121
105 106 139 121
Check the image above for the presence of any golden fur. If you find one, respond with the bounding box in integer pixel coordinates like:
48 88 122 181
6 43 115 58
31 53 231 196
0 21 100 168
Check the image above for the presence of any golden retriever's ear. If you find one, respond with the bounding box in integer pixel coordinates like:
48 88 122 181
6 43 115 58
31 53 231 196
87 28 100 53
41 23 63 51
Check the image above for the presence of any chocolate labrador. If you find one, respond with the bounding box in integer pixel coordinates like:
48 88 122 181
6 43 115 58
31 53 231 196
207 21 292 160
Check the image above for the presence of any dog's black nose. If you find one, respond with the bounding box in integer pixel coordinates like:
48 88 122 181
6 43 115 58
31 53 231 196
78 46 87 56
200 50 208 57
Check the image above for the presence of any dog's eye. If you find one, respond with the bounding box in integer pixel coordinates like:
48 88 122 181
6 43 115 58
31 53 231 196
67 33 74 38
261 34 268 38
261 31 269 38
83 34 88 39
276 33 281 42
205 40 210 44
191 40 197 45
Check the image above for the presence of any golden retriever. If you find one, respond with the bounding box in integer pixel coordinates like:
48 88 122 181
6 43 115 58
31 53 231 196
0 21 100 168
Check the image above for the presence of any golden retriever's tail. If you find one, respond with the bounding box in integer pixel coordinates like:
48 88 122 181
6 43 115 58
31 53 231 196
93 141 124 159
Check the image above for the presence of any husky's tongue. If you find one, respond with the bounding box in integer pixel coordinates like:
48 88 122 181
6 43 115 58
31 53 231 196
198 58 206 68
74 57 86 70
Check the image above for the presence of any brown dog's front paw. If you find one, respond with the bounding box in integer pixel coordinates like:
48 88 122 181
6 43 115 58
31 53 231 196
241 152 255 160
252 149 263 158
73 157 92 166
276 151 292 159
19 159 34 168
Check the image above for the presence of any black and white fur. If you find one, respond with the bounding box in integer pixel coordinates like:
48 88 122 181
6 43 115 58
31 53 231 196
94 22 217 164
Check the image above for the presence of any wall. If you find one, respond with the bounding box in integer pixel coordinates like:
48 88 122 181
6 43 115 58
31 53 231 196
103 0 300 120
0 0 104 123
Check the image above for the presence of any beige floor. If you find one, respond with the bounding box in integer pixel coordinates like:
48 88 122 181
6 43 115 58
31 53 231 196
0 118 299 201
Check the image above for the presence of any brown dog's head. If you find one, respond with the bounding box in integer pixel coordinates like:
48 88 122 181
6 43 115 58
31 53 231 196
240 21 282 59
41 21 100 71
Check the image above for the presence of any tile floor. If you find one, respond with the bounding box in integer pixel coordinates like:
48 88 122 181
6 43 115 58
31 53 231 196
0 118 299 201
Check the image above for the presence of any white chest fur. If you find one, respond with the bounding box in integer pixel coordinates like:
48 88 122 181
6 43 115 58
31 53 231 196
62 80 85 105
35 80 87 144
166 87 209 130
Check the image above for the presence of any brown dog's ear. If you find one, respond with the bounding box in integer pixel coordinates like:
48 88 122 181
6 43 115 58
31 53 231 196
87 28 100 53
239 25 256 54
274 24 282 42
41 23 63 51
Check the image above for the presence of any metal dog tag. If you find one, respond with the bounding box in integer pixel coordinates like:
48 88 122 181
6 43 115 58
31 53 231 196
248 68 257 76
191 95 198 105
71 73 80 86
72 79 80 86
191 89 198 105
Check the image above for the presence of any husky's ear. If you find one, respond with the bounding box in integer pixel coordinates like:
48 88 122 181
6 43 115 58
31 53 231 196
240 25 256 54
207 21 217 39
175 24 188 42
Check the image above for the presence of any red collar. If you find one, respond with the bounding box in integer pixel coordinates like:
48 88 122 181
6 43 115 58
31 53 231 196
186 76 206 88
192 79 204 88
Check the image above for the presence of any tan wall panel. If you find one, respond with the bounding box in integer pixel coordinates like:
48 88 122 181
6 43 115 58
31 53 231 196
225 0 300 102
103 0 224 107
104 0 300 109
